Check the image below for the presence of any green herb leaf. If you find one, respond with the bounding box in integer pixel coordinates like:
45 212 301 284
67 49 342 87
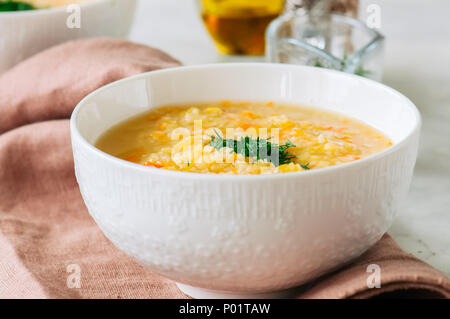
209 130 297 167
0 1 36 11
301 163 310 170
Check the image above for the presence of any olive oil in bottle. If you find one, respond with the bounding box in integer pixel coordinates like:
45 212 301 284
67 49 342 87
200 0 284 56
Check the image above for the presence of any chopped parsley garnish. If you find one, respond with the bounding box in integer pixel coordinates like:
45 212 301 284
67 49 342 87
301 163 311 170
209 130 297 167
0 1 36 11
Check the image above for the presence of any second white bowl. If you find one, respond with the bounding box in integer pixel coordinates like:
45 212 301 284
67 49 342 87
0 0 136 74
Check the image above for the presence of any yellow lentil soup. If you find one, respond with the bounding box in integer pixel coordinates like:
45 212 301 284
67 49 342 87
95 101 392 175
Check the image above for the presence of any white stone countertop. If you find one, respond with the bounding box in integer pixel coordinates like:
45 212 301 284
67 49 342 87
129 0 450 276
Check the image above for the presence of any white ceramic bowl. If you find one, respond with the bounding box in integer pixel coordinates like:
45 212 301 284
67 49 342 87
70 63 421 299
0 0 136 74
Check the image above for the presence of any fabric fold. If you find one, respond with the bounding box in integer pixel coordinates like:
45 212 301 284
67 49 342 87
0 38 180 135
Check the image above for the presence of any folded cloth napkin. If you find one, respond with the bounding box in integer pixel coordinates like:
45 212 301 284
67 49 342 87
0 38 448 299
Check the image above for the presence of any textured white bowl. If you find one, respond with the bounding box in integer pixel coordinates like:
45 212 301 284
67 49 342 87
70 63 421 299
0 0 136 74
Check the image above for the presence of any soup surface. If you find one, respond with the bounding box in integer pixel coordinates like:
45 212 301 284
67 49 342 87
96 101 392 175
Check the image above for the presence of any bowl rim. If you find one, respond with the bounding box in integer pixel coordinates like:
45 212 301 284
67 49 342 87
0 0 119 16
70 63 422 181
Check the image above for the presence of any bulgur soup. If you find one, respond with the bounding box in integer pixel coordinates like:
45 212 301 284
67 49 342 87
95 101 392 175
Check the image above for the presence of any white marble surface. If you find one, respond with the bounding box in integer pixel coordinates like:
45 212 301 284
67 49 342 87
129 0 450 276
